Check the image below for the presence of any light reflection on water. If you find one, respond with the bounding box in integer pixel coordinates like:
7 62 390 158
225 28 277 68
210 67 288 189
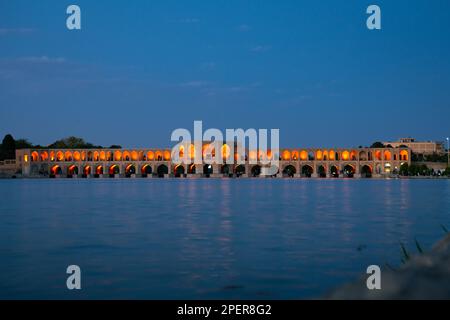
0 179 449 299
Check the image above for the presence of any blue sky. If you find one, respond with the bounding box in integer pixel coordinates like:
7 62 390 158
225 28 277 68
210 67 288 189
1 0 449 148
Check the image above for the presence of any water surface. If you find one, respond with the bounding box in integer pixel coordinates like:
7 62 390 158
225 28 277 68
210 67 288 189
0 178 449 299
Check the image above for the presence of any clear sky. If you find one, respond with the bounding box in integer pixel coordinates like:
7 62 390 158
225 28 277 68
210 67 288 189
1 0 449 148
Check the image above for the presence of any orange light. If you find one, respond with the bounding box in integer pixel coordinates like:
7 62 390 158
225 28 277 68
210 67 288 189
282 150 291 161
300 150 308 161
114 151 122 161
222 144 230 159
147 151 155 160
131 151 138 161
316 150 323 160
73 151 81 161
163 150 171 161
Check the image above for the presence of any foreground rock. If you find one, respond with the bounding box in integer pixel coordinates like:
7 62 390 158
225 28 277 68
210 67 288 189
327 234 450 299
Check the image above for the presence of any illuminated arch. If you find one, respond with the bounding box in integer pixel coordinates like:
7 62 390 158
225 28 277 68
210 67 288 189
222 144 231 160
68 165 78 176
300 150 308 161
189 144 195 159
93 151 100 161
329 150 336 161
64 151 72 161
341 150 350 161
384 150 392 161
163 150 171 161
322 150 328 161
174 164 185 177
31 151 39 162
96 165 104 175
56 151 64 161
83 165 91 176
49 151 55 161
400 150 409 161
359 151 367 161
131 150 138 161
375 150 382 161
267 150 273 160
122 151 131 161
291 150 299 161
51 165 62 175
125 164 136 176
81 151 86 161
40 151 48 161
282 150 291 161
73 151 81 161
147 151 155 161
141 164 152 175
114 151 122 161
155 150 163 161
109 164 120 175
100 151 106 161
350 150 357 160
316 150 323 161
249 150 258 161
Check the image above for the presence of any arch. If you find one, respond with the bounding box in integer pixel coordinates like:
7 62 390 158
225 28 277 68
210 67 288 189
300 150 308 161
157 164 168 177
282 150 291 161
100 151 106 161
375 150 382 161
64 151 72 161
359 151 367 161
147 151 155 161
81 151 86 161
51 165 62 175
329 150 336 161
56 151 64 161
40 151 48 161
330 165 339 177
189 144 196 160
222 144 231 160
322 150 328 161
73 151 81 161
107 151 113 161
163 150 171 161
31 151 39 162
316 150 323 161
141 164 152 176
291 150 299 161
68 165 78 176
318 165 326 178
235 165 245 176
221 164 231 175
343 164 355 178
350 150 357 160
114 150 122 161
308 151 315 160
174 164 185 177
283 165 296 177
122 151 131 161
125 164 136 176
203 164 213 175
131 150 138 161
109 164 120 175
50 151 55 161
341 150 350 161
93 151 99 161
155 150 163 161
361 165 372 178
249 150 258 161
83 165 91 176
251 165 261 177
188 163 196 174
301 165 313 177
96 165 104 175
384 150 392 161
384 163 392 173
400 150 409 161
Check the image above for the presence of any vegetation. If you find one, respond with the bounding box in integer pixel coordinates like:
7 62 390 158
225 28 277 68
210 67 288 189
370 141 385 148
411 152 448 163
0 134 115 160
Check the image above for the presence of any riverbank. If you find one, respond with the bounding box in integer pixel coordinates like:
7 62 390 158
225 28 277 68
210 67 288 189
326 233 450 299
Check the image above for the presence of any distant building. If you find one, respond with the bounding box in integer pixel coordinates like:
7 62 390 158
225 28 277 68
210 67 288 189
383 138 445 155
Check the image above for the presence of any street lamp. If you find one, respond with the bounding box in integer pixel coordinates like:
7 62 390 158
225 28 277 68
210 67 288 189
447 137 449 168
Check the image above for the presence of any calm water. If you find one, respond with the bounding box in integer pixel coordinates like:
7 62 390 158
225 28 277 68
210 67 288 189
0 178 449 299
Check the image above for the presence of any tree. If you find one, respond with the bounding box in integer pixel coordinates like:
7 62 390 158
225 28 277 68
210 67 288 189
0 134 16 160
370 141 385 148
15 139 34 149
48 136 95 149
399 163 409 176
